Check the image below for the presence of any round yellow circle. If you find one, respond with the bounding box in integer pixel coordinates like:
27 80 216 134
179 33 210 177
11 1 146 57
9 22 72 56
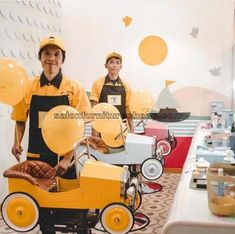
105 206 131 231
6 197 37 228
138 35 168 65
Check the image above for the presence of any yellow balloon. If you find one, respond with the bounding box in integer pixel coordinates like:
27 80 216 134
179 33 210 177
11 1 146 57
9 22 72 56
129 91 155 118
42 105 85 155
0 57 29 106
101 122 128 148
91 102 122 132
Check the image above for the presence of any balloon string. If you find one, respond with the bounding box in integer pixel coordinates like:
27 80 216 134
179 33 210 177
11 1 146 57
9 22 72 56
56 156 60 192
15 124 19 147
15 124 20 162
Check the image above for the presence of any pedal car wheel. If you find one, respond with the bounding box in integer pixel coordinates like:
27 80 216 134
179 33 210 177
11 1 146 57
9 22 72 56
141 158 163 180
124 190 142 211
1 192 39 232
101 203 134 234
134 191 142 211
157 139 171 156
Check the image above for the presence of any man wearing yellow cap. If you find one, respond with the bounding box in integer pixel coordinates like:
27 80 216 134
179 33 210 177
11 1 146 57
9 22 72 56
11 36 91 234
90 52 134 136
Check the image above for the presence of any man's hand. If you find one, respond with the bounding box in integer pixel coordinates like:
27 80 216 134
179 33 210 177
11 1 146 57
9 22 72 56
54 155 72 176
11 145 23 162
91 128 100 137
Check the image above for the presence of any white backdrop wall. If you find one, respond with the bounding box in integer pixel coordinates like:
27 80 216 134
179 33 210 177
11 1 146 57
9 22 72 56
0 0 62 202
0 0 235 202
61 0 235 115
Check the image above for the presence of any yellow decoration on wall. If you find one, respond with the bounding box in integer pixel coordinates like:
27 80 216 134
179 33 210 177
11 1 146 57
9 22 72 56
165 80 175 87
138 35 168 66
122 16 132 27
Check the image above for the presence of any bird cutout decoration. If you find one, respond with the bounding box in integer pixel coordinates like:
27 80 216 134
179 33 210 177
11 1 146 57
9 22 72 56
34 51 38 59
30 34 36 43
43 5 48 14
23 32 30 41
1 48 7 57
209 67 221 76
0 8 8 18
49 8 54 16
27 51 33 59
36 2 42 11
34 19 39 27
190 27 199 38
55 11 61 18
29 0 35 9
18 15 24 23
9 12 17 21
53 25 58 32
47 24 52 31
15 31 21 40
10 49 17 58
19 50 26 59
22 0 28 6
26 17 32 26
5 29 12 39
40 21 47 29
122 16 132 27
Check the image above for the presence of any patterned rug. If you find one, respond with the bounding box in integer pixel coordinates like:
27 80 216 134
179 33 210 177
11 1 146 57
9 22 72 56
0 173 180 234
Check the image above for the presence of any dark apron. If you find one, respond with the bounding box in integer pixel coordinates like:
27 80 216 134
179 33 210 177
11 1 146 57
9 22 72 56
99 79 127 119
27 95 76 179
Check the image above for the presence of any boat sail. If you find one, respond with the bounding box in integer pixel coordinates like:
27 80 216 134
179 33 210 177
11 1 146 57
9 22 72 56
150 81 190 122
156 87 180 109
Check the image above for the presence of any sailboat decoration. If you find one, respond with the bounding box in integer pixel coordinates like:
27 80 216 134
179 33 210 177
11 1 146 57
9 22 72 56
150 80 190 122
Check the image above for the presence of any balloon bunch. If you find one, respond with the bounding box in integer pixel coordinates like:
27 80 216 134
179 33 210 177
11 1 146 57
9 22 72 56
91 90 155 148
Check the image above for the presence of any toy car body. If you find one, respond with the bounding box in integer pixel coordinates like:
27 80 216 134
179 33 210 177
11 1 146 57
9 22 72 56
1 142 141 234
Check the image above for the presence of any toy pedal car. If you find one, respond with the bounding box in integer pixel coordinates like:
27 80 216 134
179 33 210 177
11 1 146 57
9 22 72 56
78 133 165 181
144 120 177 156
1 138 143 234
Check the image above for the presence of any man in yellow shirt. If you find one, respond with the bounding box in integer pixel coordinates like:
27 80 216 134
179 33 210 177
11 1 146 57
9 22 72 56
11 36 91 234
90 52 133 136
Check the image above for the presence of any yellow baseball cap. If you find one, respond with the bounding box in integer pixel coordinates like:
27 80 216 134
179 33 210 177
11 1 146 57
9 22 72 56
39 36 66 52
106 52 122 62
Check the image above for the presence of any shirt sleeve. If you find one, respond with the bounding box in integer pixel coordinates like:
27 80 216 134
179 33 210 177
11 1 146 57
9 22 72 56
11 78 35 122
71 81 91 121
89 78 102 102
124 81 132 115
11 98 29 122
